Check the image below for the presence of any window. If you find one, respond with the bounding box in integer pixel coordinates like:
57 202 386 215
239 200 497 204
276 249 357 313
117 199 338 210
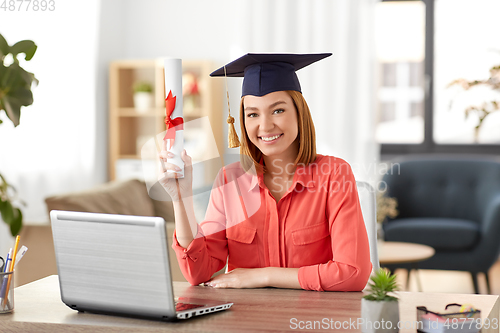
434 0 500 144
375 0 500 157
375 1 425 144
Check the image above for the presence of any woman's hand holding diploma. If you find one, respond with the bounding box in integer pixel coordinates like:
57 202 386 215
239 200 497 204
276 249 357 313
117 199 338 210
158 148 193 201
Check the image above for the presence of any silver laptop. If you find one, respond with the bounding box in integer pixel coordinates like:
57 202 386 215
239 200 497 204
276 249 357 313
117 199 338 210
50 210 233 320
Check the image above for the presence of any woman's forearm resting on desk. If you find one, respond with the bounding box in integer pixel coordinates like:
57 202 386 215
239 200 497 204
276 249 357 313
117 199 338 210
206 267 301 289
172 231 370 291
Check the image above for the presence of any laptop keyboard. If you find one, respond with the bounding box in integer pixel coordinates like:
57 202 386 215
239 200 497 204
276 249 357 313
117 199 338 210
175 302 205 312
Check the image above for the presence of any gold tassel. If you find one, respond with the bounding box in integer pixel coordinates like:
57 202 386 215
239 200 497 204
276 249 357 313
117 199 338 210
227 114 240 148
224 65 240 148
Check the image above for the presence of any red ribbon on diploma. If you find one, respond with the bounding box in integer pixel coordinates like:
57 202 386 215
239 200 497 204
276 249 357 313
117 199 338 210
163 90 184 149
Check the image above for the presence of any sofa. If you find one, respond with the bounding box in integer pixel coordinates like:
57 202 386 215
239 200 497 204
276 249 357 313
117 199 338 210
45 179 175 223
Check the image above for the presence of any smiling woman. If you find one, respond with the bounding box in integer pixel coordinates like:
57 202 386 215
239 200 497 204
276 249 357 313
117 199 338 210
240 90 316 176
243 93 298 164
158 53 372 292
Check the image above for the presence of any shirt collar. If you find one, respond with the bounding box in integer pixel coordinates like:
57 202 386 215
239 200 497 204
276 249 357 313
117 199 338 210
248 173 260 192
248 157 263 192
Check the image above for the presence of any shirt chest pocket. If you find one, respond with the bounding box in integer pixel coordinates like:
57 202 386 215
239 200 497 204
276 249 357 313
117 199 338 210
226 225 259 268
291 222 331 266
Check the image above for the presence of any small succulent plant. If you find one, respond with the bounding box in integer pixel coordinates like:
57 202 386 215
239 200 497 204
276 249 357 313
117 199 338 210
363 268 399 302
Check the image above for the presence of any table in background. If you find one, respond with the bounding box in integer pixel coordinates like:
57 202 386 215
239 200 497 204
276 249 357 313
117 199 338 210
379 241 435 291
379 241 435 266
0 275 498 332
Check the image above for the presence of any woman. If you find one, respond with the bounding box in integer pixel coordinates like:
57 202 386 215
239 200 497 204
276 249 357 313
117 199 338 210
159 53 372 292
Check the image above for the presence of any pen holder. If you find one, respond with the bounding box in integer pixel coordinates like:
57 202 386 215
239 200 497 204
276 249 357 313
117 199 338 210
0 271 14 313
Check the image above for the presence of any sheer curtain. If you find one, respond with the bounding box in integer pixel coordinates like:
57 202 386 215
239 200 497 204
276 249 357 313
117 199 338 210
227 0 380 183
0 1 101 252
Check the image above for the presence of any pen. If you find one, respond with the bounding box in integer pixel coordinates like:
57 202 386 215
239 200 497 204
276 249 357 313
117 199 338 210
4 249 12 273
14 246 28 268
2 236 20 307
0 248 13 306
2 245 27 309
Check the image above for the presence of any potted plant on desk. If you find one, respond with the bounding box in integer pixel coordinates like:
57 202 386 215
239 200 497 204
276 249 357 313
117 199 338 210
361 268 399 333
0 33 38 236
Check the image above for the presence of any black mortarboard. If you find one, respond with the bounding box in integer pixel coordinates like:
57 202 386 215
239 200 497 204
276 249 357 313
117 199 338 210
210 53 332 97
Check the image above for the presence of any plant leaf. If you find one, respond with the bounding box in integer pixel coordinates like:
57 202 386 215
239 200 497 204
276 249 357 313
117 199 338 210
9 87 33 107
18 68 38 87
10 40 37 61
363 268 399 301
10 208 22 236
0 34 9 59
0 63 11 88
2 63 27 88
0 34 37 129
2 96 21 127
1 200 14 224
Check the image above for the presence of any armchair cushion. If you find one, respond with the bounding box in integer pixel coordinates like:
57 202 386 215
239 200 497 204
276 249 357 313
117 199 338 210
384 218 481 251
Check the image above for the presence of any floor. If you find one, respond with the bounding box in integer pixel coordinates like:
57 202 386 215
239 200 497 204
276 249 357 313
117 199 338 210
394 259 500 294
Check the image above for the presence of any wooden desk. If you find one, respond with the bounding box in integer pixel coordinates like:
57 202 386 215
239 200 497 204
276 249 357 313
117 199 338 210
0 276 498 332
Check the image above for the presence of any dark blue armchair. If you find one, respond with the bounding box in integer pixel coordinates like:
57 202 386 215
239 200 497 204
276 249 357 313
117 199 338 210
382 156 500 294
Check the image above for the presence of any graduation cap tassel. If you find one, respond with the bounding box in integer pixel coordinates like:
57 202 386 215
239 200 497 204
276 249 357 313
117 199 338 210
226 100 240 148
224 66 240 148
227 117 240 148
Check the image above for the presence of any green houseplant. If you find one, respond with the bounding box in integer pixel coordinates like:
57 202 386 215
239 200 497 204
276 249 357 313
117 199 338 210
0 33 38 236
361 268 399 333
132 81 153 113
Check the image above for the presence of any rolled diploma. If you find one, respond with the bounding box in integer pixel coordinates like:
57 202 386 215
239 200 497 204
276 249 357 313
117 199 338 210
164 58 184 178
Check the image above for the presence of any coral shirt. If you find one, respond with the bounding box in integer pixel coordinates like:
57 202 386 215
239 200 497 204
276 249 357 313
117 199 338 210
172 154 372 291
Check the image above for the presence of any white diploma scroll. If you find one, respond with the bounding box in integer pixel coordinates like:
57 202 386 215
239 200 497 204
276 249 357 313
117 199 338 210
163 58 185 178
